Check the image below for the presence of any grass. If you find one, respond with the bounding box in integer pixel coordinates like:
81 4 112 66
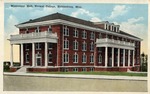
30 71 147 77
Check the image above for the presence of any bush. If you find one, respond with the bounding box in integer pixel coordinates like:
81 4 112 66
141 63 147 72
3 61 10 72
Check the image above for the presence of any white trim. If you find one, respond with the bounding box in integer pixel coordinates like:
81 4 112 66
90 53 94 63
73 52 78 63
21 43 24 67
10 44 13 67
32 43 35 67
45 42 48 67
63 51 69 63
63 38 69 50
16 19 142 41
73 40 78 50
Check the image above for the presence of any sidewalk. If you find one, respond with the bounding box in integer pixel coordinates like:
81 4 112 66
3 72 147 81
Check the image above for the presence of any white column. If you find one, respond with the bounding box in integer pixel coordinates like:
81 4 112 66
128 50 130 67
133 50 135 67
10 44 13 67
105 47 108 67
32 43 35 67
117 48 120 67
21 43 23 67
112 47 114 67
123 49 125 67
45 42 48 67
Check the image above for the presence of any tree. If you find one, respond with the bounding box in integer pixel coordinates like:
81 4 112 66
140 52 147 72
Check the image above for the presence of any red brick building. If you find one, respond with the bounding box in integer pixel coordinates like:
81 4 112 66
9 13 142 72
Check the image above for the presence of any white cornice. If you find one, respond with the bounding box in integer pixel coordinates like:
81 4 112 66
16 19 142 41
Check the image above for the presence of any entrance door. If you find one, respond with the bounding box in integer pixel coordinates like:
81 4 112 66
36 57 41 66
36 52 42 66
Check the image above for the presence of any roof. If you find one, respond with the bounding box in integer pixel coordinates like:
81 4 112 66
18 12 141 40
19 12 96 27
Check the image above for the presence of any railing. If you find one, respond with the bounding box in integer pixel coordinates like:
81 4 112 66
10 31 58 40
96 38 135 47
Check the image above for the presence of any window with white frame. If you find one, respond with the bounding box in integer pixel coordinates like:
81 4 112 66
90 42 94 51
73 40 78 50
26 52 29 63
35 43 41 50
73 68 78 72
82 30 87 39
73 52 78 63
98 54 102 63
90 53 94 63
73 28 78 37
63 52 69 63
90 32 94 40
64 38 69 49
90 68 94 71
82 68 86 72
48 43 53 49
63 26 69 36
48 52 52 63
35 27 40 33
82 41 87 51
82 53 86 63
48 26 52 32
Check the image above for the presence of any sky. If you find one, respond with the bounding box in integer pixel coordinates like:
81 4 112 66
4 3 148 62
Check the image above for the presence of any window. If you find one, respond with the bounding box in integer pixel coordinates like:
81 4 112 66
99 33 102 38
73 40 78 50
73 52 78 63
90 32 94 40
73 28 78 37
48 52 52 63
48 26 52 32
64 38 69 49
90 42 94 51
90 68 94 71
63 26 69 36
82 30 87 39
26 53 29 63
63 52 69 63
90 53 94 63
25 44 29 50
82 68 86 72
82 53 86 63
35 43 41 50
35 27 40 33
48 43 53 49
98 54 102 63
73 68 78 72
82 41 87 51
63 68 68 72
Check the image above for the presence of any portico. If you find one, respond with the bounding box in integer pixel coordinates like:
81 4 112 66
96 38 135 68
9 31 58 67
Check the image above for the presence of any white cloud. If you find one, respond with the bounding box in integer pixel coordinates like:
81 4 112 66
116 17 148 54
30 7 61 19
5 15 19 39
109 5 130 19
71 9 97 17
90 17 101 22
4 15 20 62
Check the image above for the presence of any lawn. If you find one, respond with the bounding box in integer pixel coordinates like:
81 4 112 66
31 71 147 77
